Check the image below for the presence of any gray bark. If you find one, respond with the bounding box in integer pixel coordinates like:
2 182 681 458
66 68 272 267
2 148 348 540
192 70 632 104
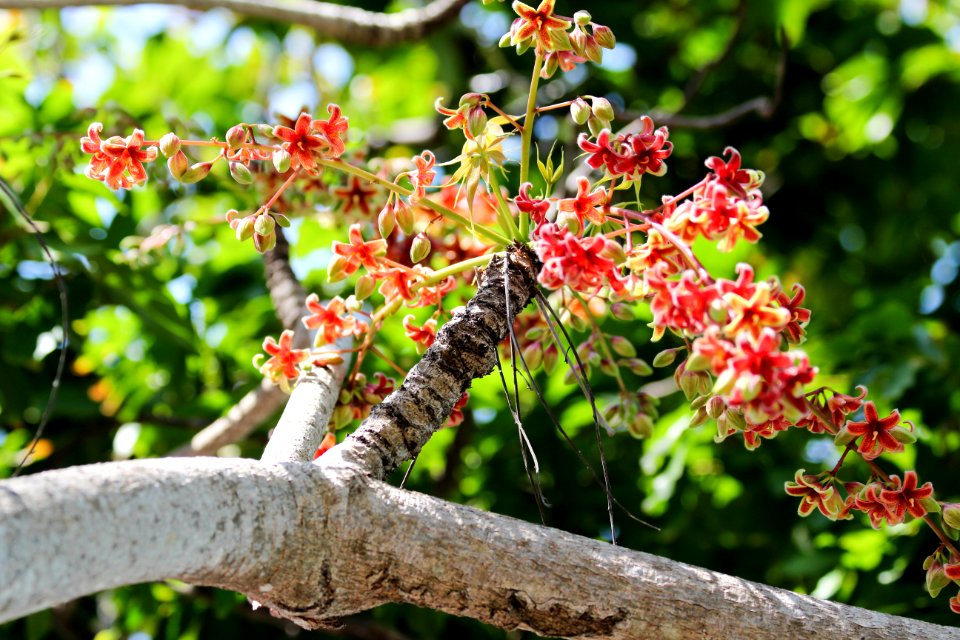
2 458 957 639
2 245 956 638
0 0 470 47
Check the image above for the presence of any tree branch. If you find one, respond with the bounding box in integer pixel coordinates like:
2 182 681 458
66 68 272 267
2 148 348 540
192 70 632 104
320 245 541 480
171 231 314 457
0 0 470 46
2 458 957 639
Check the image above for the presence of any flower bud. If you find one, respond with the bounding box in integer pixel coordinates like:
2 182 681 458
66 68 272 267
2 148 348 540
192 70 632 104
354 274 376 301
725 409 746 430
891 424 917 444
466 107 488 140
706 395 726 419
628 413 654 439
569 98 591 126
254 213 276 236
688 407 709 428
622 358 652 376
235 215 255 241
167 150 188 179
591 97 615 122
570 27 588 57
273 148 292 173
943 503 960 530
332 403 354 430
609 335 636 358
542 343 559 374
833 426 857 447
652 347 680 367
587 114 605 137
159 133 181 157
255 124 276 139
225 124 246 149
926 556 952 598
224 208 240 225
583 37 603 64
498 31 512 48
574 10 592 26
378 202 396 238
327 254 349 283
274 213 291 228
179 161 212 184
253 231 276 253
410 232 432 263
541 54 559 79
229 161 253 185
395 200 415 236
548 27 573 52
592 24 616 49
522 341 544 370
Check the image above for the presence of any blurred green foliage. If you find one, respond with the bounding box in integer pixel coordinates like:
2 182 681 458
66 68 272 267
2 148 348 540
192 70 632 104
2 0 960 637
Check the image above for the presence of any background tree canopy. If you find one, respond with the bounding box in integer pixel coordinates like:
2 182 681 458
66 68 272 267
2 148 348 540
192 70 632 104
2 0 960 637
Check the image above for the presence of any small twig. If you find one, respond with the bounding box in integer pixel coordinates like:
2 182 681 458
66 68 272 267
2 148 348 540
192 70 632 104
0 178 69 476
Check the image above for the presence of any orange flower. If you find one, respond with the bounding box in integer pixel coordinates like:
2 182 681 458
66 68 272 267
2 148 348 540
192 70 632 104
81 123 158 190
258 330 309 383
274 112 327 171
303 294 364 346
509 0 571 53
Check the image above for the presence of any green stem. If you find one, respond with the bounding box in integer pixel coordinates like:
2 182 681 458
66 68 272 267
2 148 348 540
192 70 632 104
318 158 511 246
487 171 521 241
420 253 495 287
519 53 544 187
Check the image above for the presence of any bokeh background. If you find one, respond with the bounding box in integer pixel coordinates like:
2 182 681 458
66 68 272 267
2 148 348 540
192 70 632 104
2 0 960 637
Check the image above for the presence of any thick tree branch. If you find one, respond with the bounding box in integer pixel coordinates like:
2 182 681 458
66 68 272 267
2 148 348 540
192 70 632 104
0 0 470 46
172 232 318 457
2 458 957 639
321 245 541 480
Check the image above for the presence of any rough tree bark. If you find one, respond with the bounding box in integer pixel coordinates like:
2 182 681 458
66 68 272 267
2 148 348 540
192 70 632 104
3 244 959 638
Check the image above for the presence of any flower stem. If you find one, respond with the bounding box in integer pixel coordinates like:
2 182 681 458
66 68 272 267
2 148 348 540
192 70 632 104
519 53 544 187
319 158 510 246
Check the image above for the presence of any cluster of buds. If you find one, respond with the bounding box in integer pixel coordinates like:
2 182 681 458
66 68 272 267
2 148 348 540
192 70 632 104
570 95 615 137
225 209 290 253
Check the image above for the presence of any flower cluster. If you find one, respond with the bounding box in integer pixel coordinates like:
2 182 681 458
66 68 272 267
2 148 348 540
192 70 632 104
578 117 673 181
534 222 625 294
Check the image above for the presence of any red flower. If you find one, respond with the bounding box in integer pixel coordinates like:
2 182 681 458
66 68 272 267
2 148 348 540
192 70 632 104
81 123 158 190
313 432 337 459
558 177 607 229
577 129 624 174
333 175 379 216
828 386 868 426
879 470 934 522
515 182 550 225
541 49 586 78
330 223 386 277
645 264 718 340
721 282 791 338
775 283 812 344
534 222 625 294
844 401 905 460
950 591 960 615
312 103 349 158
945 562 960 581
303 294 364 346
849 481 898 528
785 469 845 518
614 116 672 178
667 182 769 252
274 112 327 171
705 147 754 197
625 229 682 276
410 274 457 309
376 268 422 303
509 0 571 53
403 314 438 351
409 150 436 202
446 392 469 427
258 329 310 382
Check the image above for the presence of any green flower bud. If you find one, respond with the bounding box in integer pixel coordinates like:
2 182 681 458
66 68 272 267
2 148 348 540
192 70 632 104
274 213 291 228
378 202 396 238
410 232 432 263
574 10 592 26
942 503 960 530
622 358 652 376
253 231 276 253
166 150 188 179
466 107 488 140
354 274 376 301
591 96 615 123
395 200 415 236
522 341 543 370
587 114 605 137
609 335 636 358
592 24 616 49
652 347 680 367
235 216 255 242
179 161 212 184
159 133 181 157
254 213 276 236
273 148 291 173
229 161 253 185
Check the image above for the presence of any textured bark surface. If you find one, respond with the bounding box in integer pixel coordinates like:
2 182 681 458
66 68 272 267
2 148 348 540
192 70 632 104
0 0 470 46
2 458 957 639
322 245 541 479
